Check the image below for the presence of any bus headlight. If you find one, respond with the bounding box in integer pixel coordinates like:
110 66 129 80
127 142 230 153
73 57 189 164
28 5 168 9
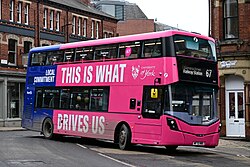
167 118 179 131
218 123 222 132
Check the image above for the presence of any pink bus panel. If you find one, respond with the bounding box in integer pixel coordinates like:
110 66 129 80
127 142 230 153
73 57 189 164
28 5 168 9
56 57 179 87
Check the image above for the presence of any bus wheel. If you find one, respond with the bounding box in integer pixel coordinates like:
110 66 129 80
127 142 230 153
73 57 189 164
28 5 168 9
42 118 54 139
165 146 178 152
118 124 131 150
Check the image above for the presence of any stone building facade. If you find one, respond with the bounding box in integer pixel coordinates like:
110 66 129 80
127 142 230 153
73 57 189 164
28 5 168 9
0 0 117 127
210 0 250 139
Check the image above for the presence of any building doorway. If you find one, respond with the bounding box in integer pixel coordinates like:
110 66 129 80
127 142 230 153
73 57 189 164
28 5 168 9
225 75 245 137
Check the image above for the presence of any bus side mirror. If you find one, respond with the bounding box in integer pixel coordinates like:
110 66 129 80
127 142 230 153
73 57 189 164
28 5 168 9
151 88 158 98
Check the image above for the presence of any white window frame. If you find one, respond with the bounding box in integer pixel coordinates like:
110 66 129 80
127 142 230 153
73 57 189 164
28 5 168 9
10 0 14 22
78 18 82 36
24 4 29 25
56 12 60 31
91 20 94 38
43 8 48 29
96 22 99 39
50 10 54 30
72 16 76 35
83 19 87 37
17 2 22 23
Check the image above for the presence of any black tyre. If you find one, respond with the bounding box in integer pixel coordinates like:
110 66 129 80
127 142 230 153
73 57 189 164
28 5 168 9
118 124 131 150
42 118 54 139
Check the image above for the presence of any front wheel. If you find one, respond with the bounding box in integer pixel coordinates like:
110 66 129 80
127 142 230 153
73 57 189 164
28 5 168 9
118 124 131 150
42 118 54 139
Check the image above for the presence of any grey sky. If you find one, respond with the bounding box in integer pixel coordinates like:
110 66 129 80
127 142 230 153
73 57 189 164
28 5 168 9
126 0 209 35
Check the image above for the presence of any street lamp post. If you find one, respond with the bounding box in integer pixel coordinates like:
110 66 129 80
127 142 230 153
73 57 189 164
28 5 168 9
62 22 72 43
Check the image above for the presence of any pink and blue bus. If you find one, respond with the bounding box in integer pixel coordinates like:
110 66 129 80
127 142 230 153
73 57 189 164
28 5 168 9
22 30 220 150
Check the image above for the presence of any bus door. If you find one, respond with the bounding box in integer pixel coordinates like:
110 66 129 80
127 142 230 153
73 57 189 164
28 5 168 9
134 87 163 142
22 88 35 128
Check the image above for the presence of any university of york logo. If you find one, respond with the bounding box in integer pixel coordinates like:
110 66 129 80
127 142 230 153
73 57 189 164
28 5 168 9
131 66 140 79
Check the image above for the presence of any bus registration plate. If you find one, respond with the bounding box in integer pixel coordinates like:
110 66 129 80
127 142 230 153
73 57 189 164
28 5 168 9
193 141 205 146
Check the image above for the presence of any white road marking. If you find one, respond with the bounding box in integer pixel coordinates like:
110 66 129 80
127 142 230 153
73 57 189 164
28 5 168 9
98 153 137 167
77 143 136 167
76 143 87 149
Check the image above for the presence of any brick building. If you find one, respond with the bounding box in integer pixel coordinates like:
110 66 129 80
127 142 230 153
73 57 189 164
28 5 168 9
0 0 117 127
210 0 250 139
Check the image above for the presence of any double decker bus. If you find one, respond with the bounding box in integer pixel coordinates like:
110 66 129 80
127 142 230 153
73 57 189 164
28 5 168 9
22 30 220 150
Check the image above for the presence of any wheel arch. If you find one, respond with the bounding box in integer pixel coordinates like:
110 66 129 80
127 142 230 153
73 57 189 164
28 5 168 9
114 121 132 144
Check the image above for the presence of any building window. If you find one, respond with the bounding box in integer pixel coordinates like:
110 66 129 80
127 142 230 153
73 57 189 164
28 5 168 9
56 12 60 31
104 32 107 38
24 4 29 25
43 9 48 29
9 0 14 22
83 19 87 37
91 20 94 38
23 41 32 67
8 39 17 65
72 16 76 35
223 0 239 39
17 2 22 23
7 82 24 119
96 22 99 39
50 10 54 30
24 41 32 54
78 18 82 36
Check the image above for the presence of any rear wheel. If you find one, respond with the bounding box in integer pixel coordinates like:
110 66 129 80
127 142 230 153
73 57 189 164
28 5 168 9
42 118 54 139
118 124 131 150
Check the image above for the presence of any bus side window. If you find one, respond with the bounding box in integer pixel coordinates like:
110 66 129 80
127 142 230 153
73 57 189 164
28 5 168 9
119 41 141 58
94 44 117 60
31 52 46 66
53 51 64 64
75 47 94 61
64 49 75 62
89 88 109 111
35 89 43 108
46 51 64 65
46 52 54 65
42 89 60 108
70 88 89 110
60 89 70 109
143 39 162 58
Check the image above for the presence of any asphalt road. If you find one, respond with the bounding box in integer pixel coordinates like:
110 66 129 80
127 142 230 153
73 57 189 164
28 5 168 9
0 131 250 167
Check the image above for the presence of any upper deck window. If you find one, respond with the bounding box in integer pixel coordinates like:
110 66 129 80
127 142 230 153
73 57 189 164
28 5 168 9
75 47 94 61
31 51 64 66
119 41 141 59
94 44 118 60
174 35 216 61
46 51 64 65
143 39 162 58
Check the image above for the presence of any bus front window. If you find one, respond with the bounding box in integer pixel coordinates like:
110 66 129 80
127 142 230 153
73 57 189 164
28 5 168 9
174 35 217 61
165 83 218 125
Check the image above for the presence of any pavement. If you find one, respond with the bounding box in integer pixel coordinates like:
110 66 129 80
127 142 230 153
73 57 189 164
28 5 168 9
0 127 26 132
0 127 249 148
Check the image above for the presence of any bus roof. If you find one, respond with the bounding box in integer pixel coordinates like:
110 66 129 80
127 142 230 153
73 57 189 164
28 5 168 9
30 30 215 53
30 44 60 53
60 30 215 50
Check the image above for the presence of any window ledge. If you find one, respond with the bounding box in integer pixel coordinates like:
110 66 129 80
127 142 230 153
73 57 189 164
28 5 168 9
219 39 244 46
